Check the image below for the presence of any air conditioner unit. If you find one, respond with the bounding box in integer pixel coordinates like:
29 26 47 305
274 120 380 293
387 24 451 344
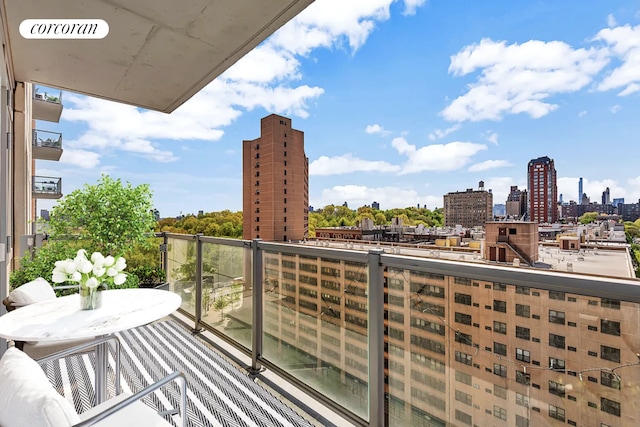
35 93 44 100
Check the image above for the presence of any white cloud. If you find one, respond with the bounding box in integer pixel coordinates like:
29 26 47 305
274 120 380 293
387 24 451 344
607 14 617 28
610 104 622 114
485 131 499 145
60 149 101 169
627 176 640 201
309 154 400 175
557 177 627 204
403 0 426 16
391 137 487 173
312 184 439 210
483 177 527 204
442 38 609 122
225 149 236 155
578 110 587 117
365 124 389 135
595 24 640 96
468 160 513 172
428 124 461 140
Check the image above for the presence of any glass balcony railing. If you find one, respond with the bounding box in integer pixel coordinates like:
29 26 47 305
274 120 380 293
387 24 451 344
160 233 640 427
32 89 63 123
32 129 63 161
32 176 62 199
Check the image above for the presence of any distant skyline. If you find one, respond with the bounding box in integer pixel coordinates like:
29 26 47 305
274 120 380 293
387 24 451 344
36 1 640 217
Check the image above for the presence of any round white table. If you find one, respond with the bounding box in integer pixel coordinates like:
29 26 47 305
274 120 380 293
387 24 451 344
0 288 182 403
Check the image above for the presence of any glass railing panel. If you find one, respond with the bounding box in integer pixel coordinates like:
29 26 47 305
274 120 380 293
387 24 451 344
33 129 62 149
165 237 196 315
32 176 61 194
199 241 251 349
262 251 370 419
383 266 640 427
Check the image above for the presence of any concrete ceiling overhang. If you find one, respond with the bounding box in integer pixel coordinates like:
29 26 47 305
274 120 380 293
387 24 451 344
2 0 314 113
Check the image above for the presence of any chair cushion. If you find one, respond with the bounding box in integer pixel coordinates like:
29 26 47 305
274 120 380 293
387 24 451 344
0 347 80 427
9 277 56 306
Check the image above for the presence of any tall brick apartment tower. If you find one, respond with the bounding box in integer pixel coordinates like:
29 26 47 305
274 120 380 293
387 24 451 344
242 114 309 241
527 156 558 223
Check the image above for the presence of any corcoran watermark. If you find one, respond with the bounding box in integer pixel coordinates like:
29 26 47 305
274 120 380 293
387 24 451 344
19 19 109 39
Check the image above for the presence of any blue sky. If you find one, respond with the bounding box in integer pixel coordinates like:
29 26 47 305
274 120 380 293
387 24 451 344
36 0 640 217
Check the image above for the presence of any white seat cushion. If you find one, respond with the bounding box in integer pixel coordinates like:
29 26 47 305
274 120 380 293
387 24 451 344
0 347 80 427
9 277 56 306
79 392 173 426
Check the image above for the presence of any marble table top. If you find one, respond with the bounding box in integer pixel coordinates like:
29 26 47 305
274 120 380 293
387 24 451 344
0 288 182 342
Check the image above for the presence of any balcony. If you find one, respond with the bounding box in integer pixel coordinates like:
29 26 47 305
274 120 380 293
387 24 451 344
32 129 63 161
32 90 63 122
32 176 62 199
151 233 640 427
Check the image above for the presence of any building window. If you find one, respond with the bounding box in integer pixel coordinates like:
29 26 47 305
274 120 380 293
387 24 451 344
549 310 566 325
493 321 506 334
284 141 287 147
284 198 287 204
455 351 472 366
601 371 621 389
284 226 287 231
284 170 287 176
516 348 530 363
493 363 507 378
549 291 565 301
455 312 472 325
515 286 530 295
454 293 472 305
601 299 620 309
516 392 529 408
493 300 507 313
549 381 565 397
455 410 472 426
493 342 507 356
455 370 472 385
516 326 530 340
550 357 565 371
284 160 287 166
455 332 472 346
493 283 506 291
516 415 529 427
516 304 530 317
494 384 507 399
549 405 565 422
516 370 530 385
601 398 620 417
455 390 473 406
493 406 507 421
601 346 620 363
601 320 620 336
549 334 565 349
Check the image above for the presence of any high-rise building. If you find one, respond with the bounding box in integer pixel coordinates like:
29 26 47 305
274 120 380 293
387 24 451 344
505 185 527 218
527 156 558 223
242 114 309 242
443 182 493 228
602 187 611 205
578 177 583 204
372 201 380 210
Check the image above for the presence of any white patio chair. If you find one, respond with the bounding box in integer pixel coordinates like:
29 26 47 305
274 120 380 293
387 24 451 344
0 339 187 427
2 277 92 359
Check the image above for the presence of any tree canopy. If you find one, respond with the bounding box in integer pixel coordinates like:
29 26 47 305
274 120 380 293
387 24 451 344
49 175 156 256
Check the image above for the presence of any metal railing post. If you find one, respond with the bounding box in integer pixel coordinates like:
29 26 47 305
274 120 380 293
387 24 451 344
251 239 263 373
162 232 168 280
194 233 204 332
367 249 385 426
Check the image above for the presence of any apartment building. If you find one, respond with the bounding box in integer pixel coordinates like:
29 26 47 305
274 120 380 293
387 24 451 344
528 156 558 224
242 114 309 242
261 250 636 426
506 186 527 218
443 182 493 228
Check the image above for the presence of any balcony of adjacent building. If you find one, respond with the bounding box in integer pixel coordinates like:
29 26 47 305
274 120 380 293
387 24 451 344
32 89 63 122
32 129 63 161
32 176 62 199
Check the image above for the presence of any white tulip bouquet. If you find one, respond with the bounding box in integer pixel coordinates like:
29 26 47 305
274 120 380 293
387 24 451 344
52 249 127 309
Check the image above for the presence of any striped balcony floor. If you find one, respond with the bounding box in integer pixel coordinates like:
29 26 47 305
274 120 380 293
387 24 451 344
40 320 315 427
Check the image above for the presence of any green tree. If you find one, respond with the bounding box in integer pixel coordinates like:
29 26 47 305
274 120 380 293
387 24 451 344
374 212 387 225
578 212 599 225
212 295 230 322
49 175 155 256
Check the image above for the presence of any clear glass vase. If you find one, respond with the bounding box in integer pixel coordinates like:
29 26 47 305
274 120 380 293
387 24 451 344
80 284 103 310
